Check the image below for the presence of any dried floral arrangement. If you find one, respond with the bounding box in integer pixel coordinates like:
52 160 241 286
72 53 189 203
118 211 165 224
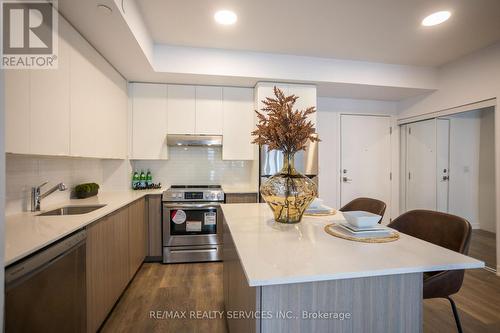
251 86 320 155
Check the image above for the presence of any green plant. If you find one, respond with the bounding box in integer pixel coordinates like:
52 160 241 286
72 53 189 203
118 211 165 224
75 183 100 194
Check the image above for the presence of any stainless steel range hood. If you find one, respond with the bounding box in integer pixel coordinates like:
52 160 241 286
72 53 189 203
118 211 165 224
167 134 223 147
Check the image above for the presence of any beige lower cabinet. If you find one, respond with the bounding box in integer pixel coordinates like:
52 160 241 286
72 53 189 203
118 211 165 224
128 198 146 278
225 193 258 204
146 195 163 260
86 198 146 333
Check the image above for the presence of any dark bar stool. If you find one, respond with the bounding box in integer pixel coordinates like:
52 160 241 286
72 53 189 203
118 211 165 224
339 197 387 223
388 210 472 333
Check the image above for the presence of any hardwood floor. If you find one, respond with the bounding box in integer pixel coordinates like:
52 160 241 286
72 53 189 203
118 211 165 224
103 230 500 333
469 229 496 269
424 268 500 332
101 263 227 333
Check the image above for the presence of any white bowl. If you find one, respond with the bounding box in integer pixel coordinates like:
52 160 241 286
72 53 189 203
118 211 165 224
342 211 381 228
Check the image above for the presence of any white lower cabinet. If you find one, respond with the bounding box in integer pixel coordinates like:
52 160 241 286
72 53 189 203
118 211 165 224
131 83 168 160
222 87 255 160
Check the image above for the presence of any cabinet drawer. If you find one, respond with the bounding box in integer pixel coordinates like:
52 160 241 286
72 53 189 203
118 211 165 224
163 245 222 263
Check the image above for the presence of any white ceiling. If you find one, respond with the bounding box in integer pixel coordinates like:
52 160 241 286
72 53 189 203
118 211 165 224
137 0 500 67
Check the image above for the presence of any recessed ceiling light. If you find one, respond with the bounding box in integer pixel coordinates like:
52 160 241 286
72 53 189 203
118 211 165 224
214 10 237 25
421 11 451 26
97 4 112 15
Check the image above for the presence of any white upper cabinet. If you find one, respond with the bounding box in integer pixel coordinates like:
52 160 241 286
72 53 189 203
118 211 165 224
167 85 196 134
91 45 127 159
255 82 289 112
68 15 127 159
30 18 71 156
195 86 223 135
69 23 103 158
288 84 317 125
131 83 168 160
222 87 255 160
5 15 127 159
5 70 30 154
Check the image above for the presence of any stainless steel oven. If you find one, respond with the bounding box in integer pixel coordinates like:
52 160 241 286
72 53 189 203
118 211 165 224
162 185 224 263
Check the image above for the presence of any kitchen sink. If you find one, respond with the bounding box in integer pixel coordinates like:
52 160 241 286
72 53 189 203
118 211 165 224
37 204 107 216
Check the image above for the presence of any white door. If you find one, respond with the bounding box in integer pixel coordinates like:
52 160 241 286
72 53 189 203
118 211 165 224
340 115 392 223
406 119 436 211
436 118 450 212
399 124 408 213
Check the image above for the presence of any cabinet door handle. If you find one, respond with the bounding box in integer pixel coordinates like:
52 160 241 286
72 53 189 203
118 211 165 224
342 177 352 183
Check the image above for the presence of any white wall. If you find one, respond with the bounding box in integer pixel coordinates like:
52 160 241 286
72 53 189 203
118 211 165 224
317 97 398 219
131 147 257 189
398 41 500 273
478 108 496 232
399 42 500 118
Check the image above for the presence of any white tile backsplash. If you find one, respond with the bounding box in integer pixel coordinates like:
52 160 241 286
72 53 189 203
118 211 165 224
131 147 257 188
5 148 257 215
6 154 104 215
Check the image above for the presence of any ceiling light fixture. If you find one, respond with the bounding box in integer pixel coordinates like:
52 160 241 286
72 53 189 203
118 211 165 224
421 11 451 26
97 4 113 15
214 10 237 25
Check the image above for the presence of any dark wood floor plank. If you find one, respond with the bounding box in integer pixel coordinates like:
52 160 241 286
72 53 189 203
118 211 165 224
101 263 228 333
469 229 496 269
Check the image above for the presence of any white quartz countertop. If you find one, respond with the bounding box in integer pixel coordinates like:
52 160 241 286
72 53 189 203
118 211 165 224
5 189 163 266
221 203 484 287
222 185 259 194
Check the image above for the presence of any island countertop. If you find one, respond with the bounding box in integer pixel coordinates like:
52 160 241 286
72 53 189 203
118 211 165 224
221 203 484 287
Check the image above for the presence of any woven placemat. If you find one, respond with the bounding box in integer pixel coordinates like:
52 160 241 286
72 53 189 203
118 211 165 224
324 223 399 243
304 209 337 217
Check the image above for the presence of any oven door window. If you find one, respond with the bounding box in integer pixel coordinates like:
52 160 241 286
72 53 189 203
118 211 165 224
170 209 217 235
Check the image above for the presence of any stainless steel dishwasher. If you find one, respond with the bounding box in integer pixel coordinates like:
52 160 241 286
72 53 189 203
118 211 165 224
5 229 87 333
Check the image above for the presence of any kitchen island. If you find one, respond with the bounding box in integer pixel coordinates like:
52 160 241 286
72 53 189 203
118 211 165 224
221 203 484 333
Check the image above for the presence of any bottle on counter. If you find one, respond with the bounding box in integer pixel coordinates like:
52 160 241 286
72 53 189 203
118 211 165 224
140 170 146 188
132 171 140 189
146 169 152 187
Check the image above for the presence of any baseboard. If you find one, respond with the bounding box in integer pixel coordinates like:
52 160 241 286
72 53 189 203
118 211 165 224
470 222 480 229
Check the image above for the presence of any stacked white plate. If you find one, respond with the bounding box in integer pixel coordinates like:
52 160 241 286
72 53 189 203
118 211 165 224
305 198 335 215
340 211 392 237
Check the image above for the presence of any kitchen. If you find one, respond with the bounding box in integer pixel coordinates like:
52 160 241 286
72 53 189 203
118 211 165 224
1 0 500 332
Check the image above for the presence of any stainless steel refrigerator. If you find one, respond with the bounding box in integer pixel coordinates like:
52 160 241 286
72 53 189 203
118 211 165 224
259 139 319 201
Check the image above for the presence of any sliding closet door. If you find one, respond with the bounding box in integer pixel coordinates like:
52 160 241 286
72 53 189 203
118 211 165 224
406 119 436 211
436 119 450 212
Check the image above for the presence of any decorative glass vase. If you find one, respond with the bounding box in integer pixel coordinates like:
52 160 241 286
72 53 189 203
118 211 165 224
260 152 318 223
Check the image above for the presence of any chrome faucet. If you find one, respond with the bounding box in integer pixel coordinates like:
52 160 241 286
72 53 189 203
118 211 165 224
31 182 68 212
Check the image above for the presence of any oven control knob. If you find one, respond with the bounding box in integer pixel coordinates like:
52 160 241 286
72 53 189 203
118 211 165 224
209 193 216 200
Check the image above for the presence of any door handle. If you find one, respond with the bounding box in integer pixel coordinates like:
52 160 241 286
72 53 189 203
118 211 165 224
342 177 352 183
442 176 449 181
